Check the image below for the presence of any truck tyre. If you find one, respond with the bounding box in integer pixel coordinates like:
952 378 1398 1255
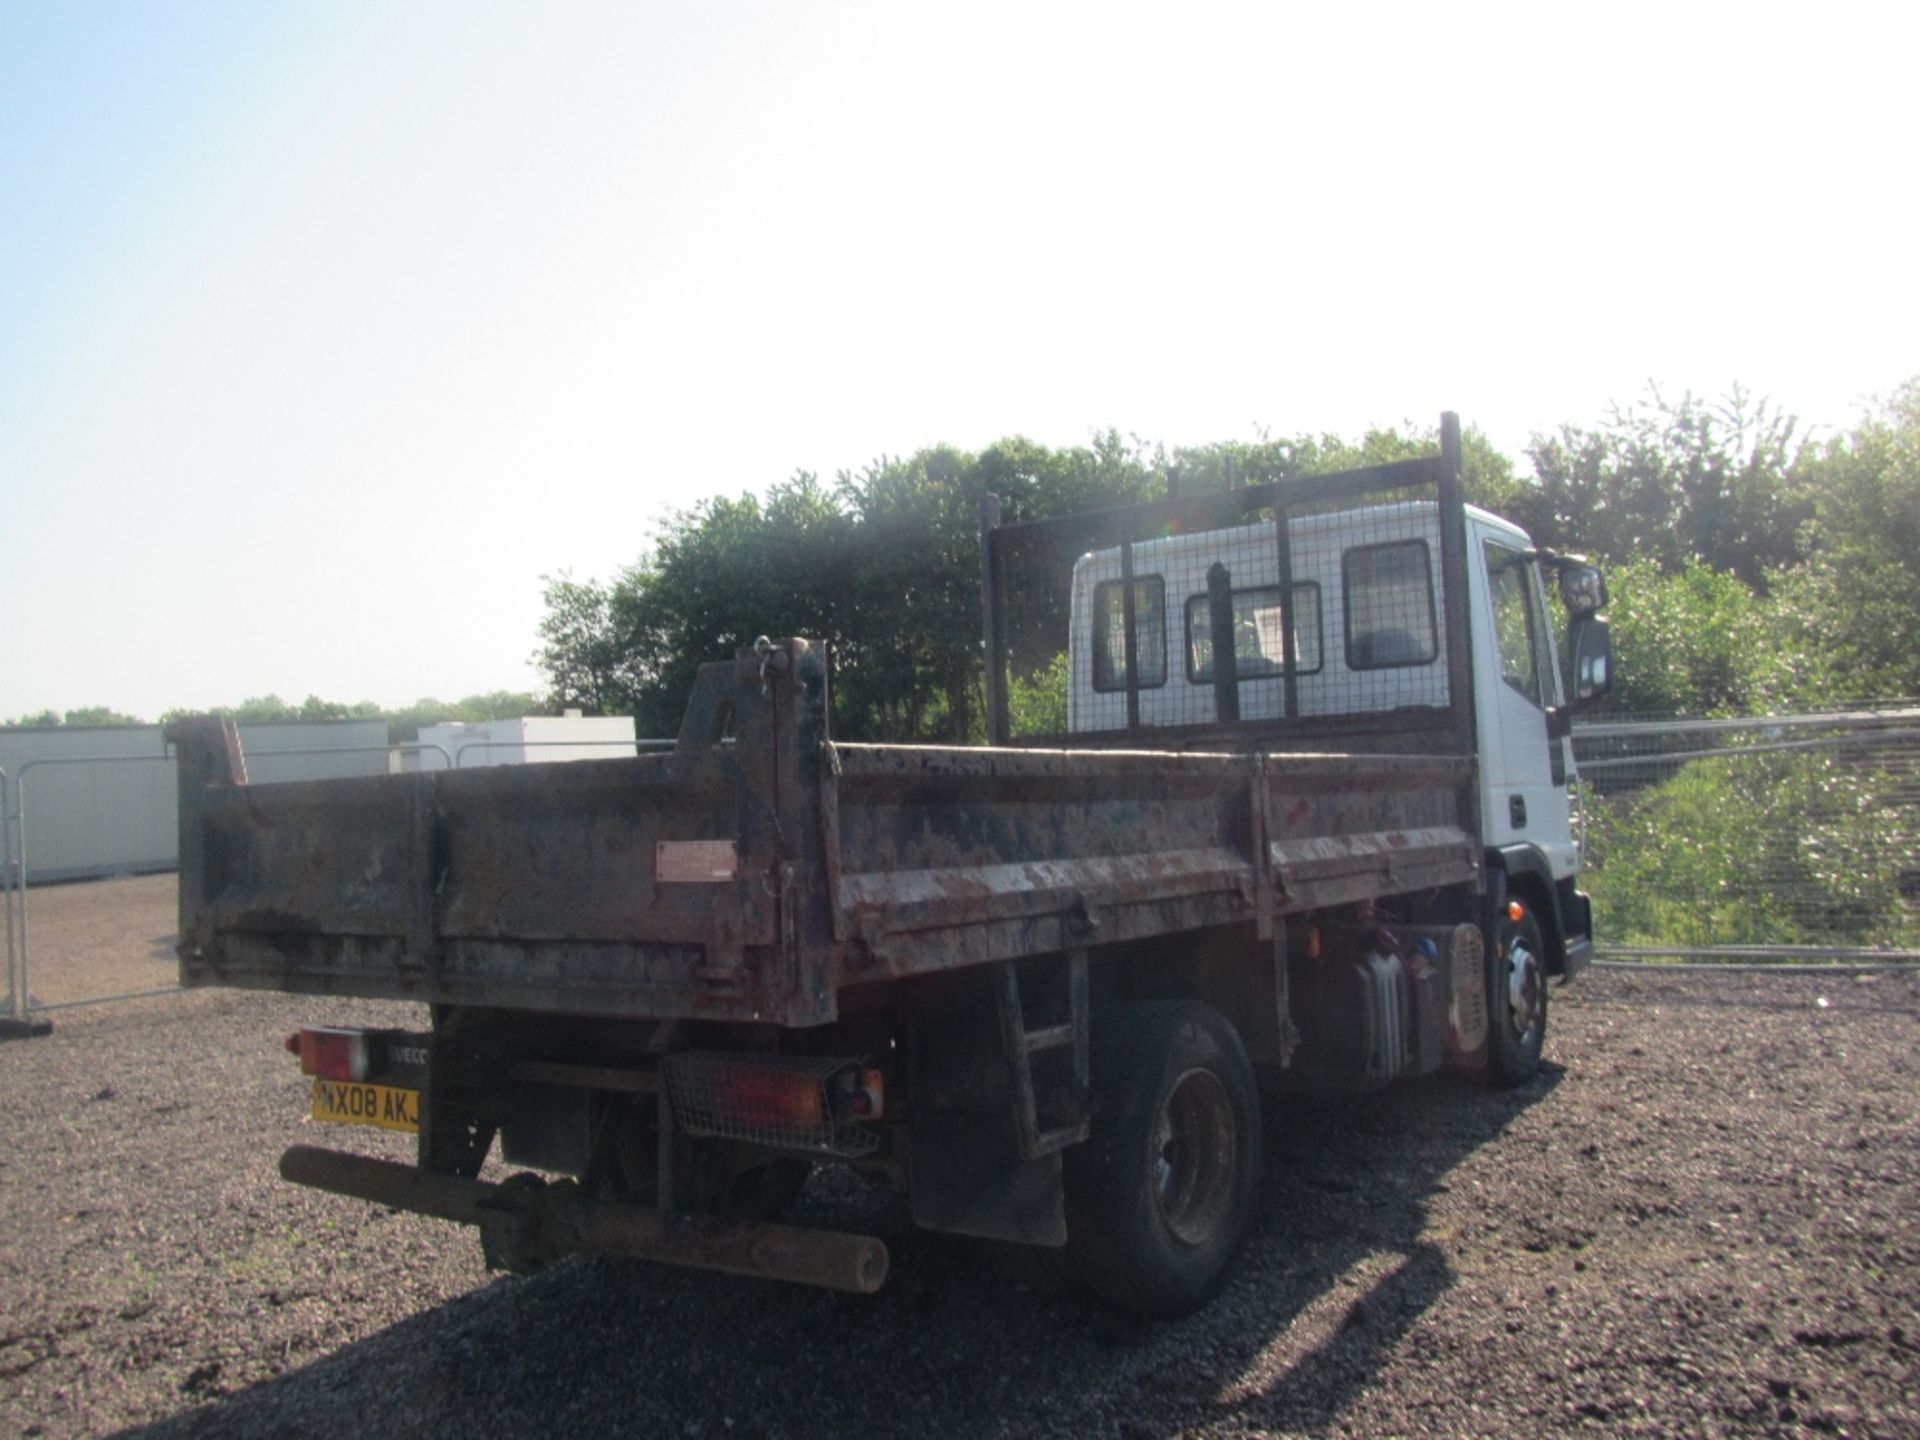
1487 907 1548 1085
1064 1001 1262 1317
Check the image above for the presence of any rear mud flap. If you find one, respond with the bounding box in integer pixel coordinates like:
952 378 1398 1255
910 1110 1067 1247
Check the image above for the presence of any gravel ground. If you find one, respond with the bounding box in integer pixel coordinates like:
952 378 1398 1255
2 878 1917 1438
8 872 178 1008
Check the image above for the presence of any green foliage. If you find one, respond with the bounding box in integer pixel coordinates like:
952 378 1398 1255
1504 384 1913 716
157 694 384 725
382 691 546 743
534 420 1553 744
1160 420 1536 525
61 706 148 726
521 379 1913 745
4 707 147 728
1597 556 1776 716
546 441 1161 743
151 692 544 745
535 571 643 718
1006 652 1069 737
1526 385 1811 588
1771 380 1920 701
1585 752 1918 948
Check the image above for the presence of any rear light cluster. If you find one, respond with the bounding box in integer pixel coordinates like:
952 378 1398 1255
287 1029 887 1157
663 1053 886 1157
712 1066 825 1131
700 1065 885 1128
286 1027 374 1082
836 1067 885 1120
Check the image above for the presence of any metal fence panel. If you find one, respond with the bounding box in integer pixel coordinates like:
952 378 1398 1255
1572 706 1920 961
0 737 669 1027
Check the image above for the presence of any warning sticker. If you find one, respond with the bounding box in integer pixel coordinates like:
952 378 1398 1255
656 839 739 883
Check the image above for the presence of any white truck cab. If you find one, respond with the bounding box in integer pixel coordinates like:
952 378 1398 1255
1067 500 1611 972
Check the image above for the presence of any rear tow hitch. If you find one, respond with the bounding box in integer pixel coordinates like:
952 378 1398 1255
279 1144 889 1294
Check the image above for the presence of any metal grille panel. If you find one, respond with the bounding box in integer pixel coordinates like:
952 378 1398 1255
662 1051 879 1157
1573 707 1920 958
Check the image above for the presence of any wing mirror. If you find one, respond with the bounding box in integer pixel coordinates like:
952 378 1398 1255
1558 562 1609 616
1570 615 1612 705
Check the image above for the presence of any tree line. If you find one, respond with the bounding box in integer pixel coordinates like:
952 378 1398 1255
17 379 1916 742
537 379 1920 738
4 691 544 746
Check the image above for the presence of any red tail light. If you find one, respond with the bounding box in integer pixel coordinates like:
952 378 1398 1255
293 1027 373 1082
713 1068 824 1131
663 1053 883 1157
839 1068 885 1119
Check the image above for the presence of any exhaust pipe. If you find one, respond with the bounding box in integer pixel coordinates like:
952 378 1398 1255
280 1144 889 1295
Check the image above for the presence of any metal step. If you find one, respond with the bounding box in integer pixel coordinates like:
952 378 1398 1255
994 949 1090 1158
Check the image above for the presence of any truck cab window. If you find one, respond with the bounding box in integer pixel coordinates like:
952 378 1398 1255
1485 541 1543 706
1343 541 1437 669
1185 583 1322 681
1091 576 1167 691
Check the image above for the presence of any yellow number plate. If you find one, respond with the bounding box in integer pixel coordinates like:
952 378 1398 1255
311 1078 420 1133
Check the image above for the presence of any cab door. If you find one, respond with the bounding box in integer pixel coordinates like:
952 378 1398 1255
1476 534 1577 880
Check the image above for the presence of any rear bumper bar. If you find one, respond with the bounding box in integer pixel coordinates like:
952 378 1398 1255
279 1144 889 1295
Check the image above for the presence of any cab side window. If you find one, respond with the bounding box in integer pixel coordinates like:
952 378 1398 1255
1344 541 1437 669
1184 582 1323 682
1091 576 1167 691
1485 541 1544 707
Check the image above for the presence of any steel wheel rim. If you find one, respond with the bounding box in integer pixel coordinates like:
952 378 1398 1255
1152 1067 1238 1247
1507 935 1543 1049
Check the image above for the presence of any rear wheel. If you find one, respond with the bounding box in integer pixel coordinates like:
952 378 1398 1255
1487 906 1548 1085
1064 1001 1262 1317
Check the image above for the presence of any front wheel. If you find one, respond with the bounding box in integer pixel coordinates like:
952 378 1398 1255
1064 1001 1263 1317
1487 906 1548 1085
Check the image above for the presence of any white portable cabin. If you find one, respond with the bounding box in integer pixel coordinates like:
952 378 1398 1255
406 713 638 771
0 719 391 883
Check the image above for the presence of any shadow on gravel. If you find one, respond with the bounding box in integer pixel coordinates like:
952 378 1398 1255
126 1067 1560 1440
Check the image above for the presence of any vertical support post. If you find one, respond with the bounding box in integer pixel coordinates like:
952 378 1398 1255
0 767 51 1038
1273 918 1297 1067
1120 540 1141 736
1273 506 1299 721
1 767 15 1021
165 717 248 968
405 775 439 976
1436 411 1483 830
978 494 1009 745
13 769 29 1016
1207 561 1240 726
656 1083 677 1213
1067 946 1089 1105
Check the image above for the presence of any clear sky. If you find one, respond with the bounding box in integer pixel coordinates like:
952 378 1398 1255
3 1 1914 720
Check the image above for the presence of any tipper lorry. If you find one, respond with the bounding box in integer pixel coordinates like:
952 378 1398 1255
168 414 1613 1315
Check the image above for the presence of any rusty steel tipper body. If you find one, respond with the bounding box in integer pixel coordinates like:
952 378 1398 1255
172 699 1478 1029
169 415 1609 1314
